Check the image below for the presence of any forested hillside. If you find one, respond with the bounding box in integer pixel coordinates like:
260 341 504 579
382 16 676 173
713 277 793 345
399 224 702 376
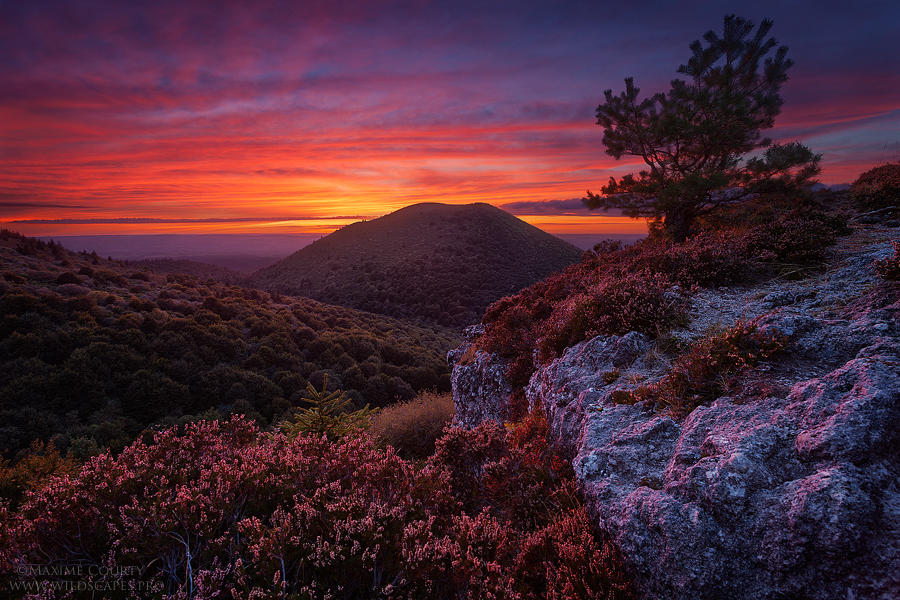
0 231 456 457
132 258 245 283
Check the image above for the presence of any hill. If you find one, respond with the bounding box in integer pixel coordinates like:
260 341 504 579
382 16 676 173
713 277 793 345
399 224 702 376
247 203 584 327
0 230 456 457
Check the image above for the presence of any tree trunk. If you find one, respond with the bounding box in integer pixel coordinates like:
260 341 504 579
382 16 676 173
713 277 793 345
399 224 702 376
664 208 694 242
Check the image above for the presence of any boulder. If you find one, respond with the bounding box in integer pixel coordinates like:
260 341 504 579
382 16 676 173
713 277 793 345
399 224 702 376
447 342 513 428
525 332 656 457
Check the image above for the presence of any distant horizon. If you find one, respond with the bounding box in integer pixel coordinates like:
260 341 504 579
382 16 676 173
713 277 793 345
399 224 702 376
10 200 651 238
30 227 645 272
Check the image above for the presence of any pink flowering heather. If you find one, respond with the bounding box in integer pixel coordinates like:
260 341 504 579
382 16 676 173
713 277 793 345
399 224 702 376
3 416 633 599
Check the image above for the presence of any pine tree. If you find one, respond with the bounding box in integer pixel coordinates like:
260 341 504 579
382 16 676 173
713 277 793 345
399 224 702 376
280 375 376 440
585 15 821 241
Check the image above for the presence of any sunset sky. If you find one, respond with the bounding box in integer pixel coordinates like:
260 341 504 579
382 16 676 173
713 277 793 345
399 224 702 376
2 0 898 237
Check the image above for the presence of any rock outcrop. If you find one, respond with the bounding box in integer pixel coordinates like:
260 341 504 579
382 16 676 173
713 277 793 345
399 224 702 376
449 227 900 599
564 338 898 599
447 324 515 428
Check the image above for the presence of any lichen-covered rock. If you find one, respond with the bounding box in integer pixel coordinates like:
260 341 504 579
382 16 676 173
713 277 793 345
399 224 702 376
447 342 513 428
556 346 900 599
525 332 658 457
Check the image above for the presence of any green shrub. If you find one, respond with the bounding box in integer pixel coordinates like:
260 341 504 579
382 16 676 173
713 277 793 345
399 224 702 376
54 271 83 285
0 228 455 457
369 390 455 459
280 375 376 440
0 440 78 506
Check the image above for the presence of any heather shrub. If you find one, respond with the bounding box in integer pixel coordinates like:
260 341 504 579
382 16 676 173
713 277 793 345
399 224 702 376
628 206 848 285
401 506 633 600
400 510 518 599
430 420 509 513
514 507 635 600
481 301 542 388
602 369 621 384
473 202 847 392
4 416 634 599
624 231 753 287
430 412 575 528
851 163 900 212
745 208 850 275
481 268 688 388
0 500 12 571
619 320 785 416
538 271 688 361
370 390 455 459
875 241 900 280
8 418 443 598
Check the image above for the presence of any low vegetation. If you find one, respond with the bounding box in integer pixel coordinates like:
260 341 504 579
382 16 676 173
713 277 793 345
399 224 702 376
133 258 245 283
370 390 456 459
0 230 455 459
875 241 900 281
615 320 785 415
476 198 848 389
0 415 634 599
851 162 900 213
0 440 78 507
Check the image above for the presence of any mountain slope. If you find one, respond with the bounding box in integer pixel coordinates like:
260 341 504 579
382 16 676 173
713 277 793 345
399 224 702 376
0 230 456 457
248 203 584 327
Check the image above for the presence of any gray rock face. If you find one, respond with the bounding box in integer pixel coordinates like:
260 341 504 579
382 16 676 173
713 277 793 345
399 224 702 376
562 345 899 599
447 342 513 428
525 332 660 458
448 227 900 599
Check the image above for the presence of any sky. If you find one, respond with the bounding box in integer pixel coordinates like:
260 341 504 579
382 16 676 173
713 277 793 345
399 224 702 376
2 0 898 237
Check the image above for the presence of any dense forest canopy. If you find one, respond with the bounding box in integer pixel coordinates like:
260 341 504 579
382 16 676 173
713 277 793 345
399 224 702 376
0 230 456 458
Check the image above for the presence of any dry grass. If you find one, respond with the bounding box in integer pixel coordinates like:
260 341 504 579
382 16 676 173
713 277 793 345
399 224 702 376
369 391 455 459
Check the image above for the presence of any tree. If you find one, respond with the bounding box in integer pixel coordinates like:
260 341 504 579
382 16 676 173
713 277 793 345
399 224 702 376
584 15 821 241
280 374 376 440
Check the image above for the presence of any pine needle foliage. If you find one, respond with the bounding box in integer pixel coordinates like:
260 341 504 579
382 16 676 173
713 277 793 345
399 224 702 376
584 15 821 241
281 375 376 440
